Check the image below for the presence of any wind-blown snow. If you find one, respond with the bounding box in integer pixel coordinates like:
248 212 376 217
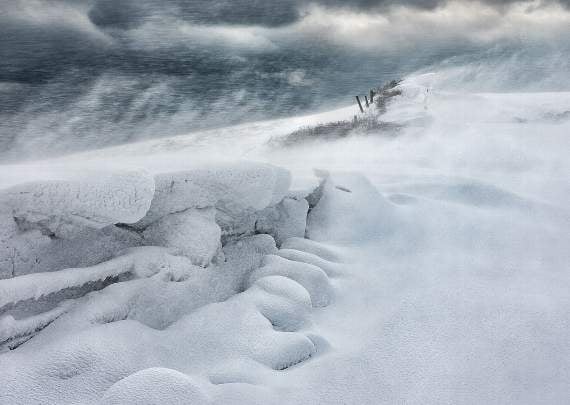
1 73 569 404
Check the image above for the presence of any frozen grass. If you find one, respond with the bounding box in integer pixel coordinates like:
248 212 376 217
270 79 403 147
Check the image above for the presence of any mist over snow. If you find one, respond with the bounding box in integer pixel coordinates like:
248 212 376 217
1 0 570 160
1 1 570 405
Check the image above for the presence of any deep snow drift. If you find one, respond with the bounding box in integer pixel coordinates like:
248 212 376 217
1 75 569 404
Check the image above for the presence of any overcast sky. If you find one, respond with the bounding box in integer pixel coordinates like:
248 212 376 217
2 0 569 82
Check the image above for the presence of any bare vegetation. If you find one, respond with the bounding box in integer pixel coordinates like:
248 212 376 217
374 79 402 114
271 79 403 147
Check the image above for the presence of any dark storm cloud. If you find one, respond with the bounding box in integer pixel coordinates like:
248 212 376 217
85 0 570 30
2 0 569 84
88 0 302 28
0 0 109 83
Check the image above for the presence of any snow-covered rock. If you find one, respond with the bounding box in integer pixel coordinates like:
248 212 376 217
0 170 155 233
142 208 221 267
134 163 291 228
0 252 321 403
0 223 142 279
255 197 309 246
0 246 193 309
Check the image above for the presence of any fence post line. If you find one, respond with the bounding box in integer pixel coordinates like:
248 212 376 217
355 96 364 113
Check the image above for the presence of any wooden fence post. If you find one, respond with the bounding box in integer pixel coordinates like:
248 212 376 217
370 90 374 103
355 96 364 113
364 95 369 107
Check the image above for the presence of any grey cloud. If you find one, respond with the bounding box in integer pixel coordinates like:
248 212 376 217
88 0 302 29
84 0 570 36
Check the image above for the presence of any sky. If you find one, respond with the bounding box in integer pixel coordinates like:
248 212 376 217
1 0 570 160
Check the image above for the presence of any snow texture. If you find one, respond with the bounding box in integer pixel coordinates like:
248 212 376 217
142 208 221 267
1 74 570 404
255 197 309 246
133 162 291 228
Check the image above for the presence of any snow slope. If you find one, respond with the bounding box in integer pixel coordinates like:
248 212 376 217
1 75 569 404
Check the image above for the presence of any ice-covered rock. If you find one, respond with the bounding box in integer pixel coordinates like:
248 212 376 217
0 159 330 403
0 162 292 279
255 197 309 246
6 235 277 344
142 208 221 267
0 169 153 279
0 223 142 279
0 170 155 233
0 246 193 309
0 302 73 352
0 263 318 404
134 163 291 228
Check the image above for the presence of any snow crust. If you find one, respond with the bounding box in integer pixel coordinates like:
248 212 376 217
142 208 221 266
0 169 155 231
134 162 291 228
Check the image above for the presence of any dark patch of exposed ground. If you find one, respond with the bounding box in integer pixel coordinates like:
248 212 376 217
271 79 404 147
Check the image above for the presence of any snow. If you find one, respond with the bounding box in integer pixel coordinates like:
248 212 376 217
0 302 72 352
0 255 324 403
1 73 570 404
281 237 344 263
134 162 291 229
248 254 333 308
0 246 193 308
101 368 211 405
142 208 221 267
276 248 343 277
255 197 309 246
0 168 155 230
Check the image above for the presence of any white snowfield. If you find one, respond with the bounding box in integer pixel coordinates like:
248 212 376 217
1 75 570 404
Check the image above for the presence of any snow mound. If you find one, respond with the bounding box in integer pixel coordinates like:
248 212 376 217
307 173 399 242
252 276 312 331
101 368 210 405
0 250 324 403
249 254 333 307
277 249 343 277
281 237 344 263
